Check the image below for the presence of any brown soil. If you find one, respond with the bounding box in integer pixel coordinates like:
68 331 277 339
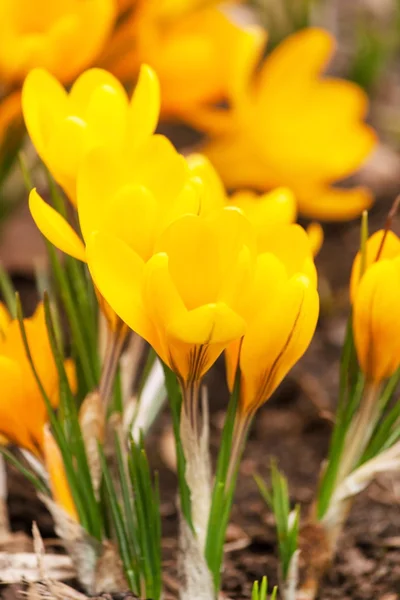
2 200 400 600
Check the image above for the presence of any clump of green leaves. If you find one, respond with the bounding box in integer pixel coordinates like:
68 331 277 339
252 576 277 600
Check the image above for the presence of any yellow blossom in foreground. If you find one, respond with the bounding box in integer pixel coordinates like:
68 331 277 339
22 64 160 204
351 230 400 382
197 27 377 221
0 0 116 85
225 225 319 416
103 2 250 118
0 303 74 456
29 132 194 264
87 209 253 383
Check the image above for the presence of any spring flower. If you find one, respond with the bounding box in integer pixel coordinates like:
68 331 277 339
0 303 74 456
187 153 323 255
196 27 377 221
351 230 400 382
103 1 252 118
86 208 253 384
225 225 319 416
22 64 160 204
0 0 116 85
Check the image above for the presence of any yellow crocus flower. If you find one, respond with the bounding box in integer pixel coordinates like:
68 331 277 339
86 208 252 384
22 64 160 204
196 27 377 221
0 303 74 456
0 0 116 85
102 1 251 118
187 153 323 255
350 230 400 383
29 132 194 264
225 225 319 416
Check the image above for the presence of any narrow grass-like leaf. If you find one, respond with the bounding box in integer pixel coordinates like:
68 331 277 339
0 448 48 495
0 265 16 316
162 362 193 529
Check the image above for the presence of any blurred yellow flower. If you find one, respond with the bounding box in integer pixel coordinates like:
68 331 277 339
86 208 252 383
0 0 116 85
351 229 400 382
103 1 250 118
197 27 377 221
0 303 74 456
43 426 78 521
225 224 319 416
22 64 160 204
0 91 22 148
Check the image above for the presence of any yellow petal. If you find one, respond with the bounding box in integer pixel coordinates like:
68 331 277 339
43 426 78 521
126 134 188 205
258 223 317 285
350 230 400 301
306 222 324 257
104 184 158 261
155 214 220 310
86 232 154 345
0 303 10 336
22 68 67 158
296 185 374 222
77 145 124 242
29 189 86 261
186 153 226 215
237 274 319 414
68 68 126 117
128 64 160 145
230 187 297 231
167 302 246 382
353 259 400 382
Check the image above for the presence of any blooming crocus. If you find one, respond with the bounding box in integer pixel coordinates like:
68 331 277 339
102 1 252 118
225 225 319 417
195 27 377 221
0 303 74 456
86 208 252 385
187 153 323 255
22 64 160 203
350 230 400 383
0 0 115 85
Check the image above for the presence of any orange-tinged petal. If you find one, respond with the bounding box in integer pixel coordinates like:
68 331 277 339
353 259 400 382
86 231 155 346
235 274 319 413
128 64 160 144
43 426 78 521
167 303 246 382
29 189 86 261
350 230 400 302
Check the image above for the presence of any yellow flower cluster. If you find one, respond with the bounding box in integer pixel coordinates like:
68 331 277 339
26 65 319 416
